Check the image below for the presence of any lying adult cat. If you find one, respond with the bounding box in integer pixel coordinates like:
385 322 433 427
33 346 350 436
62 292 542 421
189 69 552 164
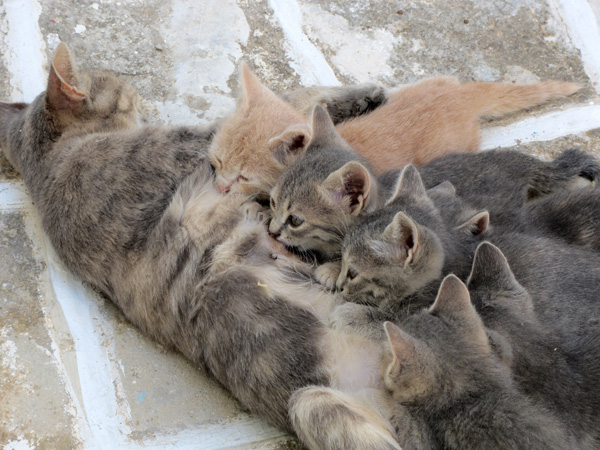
0 43 401 450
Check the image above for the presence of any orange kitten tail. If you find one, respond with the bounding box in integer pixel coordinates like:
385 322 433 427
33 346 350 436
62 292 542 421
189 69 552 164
461 81 581 118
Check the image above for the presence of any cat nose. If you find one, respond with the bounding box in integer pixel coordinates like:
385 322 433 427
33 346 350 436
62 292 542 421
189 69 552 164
216 179 231 193
269 229 280 239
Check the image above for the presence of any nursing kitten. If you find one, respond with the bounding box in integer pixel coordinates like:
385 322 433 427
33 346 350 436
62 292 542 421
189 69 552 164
379 275 576 450
0 43 403 450
337 165 485 309
209 64 579 196
468 242 600 449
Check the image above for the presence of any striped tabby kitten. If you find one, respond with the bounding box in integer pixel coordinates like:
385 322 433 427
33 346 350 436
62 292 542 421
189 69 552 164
0 43 402 450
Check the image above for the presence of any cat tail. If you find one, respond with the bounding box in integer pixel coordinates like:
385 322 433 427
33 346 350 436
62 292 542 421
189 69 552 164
289 386 402 450
460 81 581 118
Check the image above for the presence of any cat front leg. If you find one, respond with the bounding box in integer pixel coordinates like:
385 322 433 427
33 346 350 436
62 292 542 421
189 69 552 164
241 199 271 223
329 302 393 340
314 261 342 290
281 83 388 124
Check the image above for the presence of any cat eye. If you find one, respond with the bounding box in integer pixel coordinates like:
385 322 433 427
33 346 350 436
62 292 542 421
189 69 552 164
270 197 276 210
238 175 249 182
347 267 358 281
213 157 223 169
287 215 304 228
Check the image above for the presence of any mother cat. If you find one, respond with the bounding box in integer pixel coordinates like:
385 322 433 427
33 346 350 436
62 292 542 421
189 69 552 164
0 43 401 450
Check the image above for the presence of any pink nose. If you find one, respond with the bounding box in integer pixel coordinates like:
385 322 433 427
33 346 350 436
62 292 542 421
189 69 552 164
216 178 231 194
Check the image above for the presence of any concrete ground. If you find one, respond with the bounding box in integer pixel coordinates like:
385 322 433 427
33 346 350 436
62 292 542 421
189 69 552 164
0 0 599 449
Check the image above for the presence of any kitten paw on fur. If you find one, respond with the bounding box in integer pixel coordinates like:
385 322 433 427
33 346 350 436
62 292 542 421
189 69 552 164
315 262 342 290
242 201 271 223
329 303 387 340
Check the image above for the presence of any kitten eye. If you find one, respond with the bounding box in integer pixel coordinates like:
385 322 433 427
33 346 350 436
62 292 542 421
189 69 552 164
238 174 249 182
347 267 358 281
287 215 304 228
213 157 223 169
270 197 276 210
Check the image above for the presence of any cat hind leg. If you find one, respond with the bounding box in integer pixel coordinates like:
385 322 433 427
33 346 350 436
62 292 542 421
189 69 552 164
289 386 401 450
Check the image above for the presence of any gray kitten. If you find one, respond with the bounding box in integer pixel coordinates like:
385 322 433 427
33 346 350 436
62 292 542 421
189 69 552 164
468 242 600 449
379 275 576 450
0 43 402 450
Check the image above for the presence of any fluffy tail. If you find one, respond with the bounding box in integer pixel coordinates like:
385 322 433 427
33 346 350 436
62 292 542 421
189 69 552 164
460 81 581 118
289 386 401 450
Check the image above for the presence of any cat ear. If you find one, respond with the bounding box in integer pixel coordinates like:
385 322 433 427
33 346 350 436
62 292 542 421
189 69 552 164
426 181 456 198
307 104 348 150
320 161 375 215
386 165 433 206
429 275 489 349
456 211 489 236
384 321 418 380
268 123 311 166
467 242 522 293
47 42 86 111
239 61 279 108
380 211 420 267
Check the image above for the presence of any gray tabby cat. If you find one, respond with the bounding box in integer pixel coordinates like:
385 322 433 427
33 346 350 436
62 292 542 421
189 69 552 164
0 43 402 450
379 275 576 450
468 242 600 449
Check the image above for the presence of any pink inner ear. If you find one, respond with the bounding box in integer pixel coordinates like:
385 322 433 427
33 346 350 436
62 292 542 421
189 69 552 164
60 81 86 101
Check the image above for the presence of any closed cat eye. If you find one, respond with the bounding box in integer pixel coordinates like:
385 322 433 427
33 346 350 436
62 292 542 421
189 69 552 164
287 215 304 227
238 174 249 182
270 197 276 210
347 267 358 280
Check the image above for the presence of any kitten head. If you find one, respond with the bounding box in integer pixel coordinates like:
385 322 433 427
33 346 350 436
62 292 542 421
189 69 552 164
268 105 377 259
0 42 142 171
337 166 446 304
382 275 498 408
209 63 311 196
338 168 489 305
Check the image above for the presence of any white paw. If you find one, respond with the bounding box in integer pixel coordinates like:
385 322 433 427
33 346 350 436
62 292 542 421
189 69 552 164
242 201 271 223
315 262 341 290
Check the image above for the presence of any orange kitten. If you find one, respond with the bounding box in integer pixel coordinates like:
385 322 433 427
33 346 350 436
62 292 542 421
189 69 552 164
209 65 580 196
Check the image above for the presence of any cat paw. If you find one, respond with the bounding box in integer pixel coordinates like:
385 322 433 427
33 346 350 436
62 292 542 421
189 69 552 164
315 262 341 290
328 303 378 336
242 201 271 223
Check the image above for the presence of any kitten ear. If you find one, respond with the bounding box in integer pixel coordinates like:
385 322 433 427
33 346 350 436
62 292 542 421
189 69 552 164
307 104 348 149
320 161 375 215
456 211 489 236
239 61 272 106
467 242 523 293
426 180 456 198
269 124 311 165
47 42 86 111
380 211 420 267
384 321 418 380
430 275 489 349
386 165 433 207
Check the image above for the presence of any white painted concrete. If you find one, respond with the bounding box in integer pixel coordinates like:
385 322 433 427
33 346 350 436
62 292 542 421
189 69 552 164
1 0 47 102
269 0 340 86
548 0 600 92
481 105 600 149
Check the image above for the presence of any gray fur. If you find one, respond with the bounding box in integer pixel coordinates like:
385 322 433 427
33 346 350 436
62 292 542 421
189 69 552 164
281 82 388 125
380 276 577 450
0 43 400 449
468 242 600 449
